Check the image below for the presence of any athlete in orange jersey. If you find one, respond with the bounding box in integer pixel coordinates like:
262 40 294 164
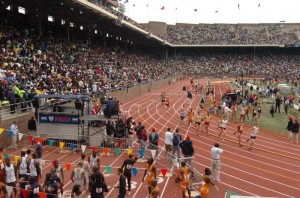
233 121 244 147
200 177 210 198
142 158 156 196
150 179 160 198
180 162 194 198
187 108 194 126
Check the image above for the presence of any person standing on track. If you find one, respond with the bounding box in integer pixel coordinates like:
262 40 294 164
89 167 108 198
43 168 63 198
233 121 244 147
211 142 223 182
29 153 41 183
89 151 100 170
172 128 182 161
71 162 87 191
142 158 156 197
53 160 64 196
4 158 17 197
204 112 211 136
121 154 138 195
247 123 259 150
179 161 194 198
115 168 127 198
165 127 173 162
179 136 194 168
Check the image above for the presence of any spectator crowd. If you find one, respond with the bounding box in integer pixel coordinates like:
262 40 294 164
160 24 300 45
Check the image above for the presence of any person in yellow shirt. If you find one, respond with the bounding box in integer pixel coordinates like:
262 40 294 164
180 162 194 198
204 112 211 136
142 158 156 196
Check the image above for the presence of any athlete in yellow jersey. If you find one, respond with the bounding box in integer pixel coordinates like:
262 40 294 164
142 158 156 196
180 162 194 198
204 112 211 136
150 179 160 198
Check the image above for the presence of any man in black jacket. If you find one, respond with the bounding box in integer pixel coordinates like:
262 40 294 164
179 136 194 168
115 168 126 198
89 167 108 198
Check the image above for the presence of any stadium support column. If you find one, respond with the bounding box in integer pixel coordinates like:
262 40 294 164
38 18 42 36
88 28 91 45
67 24 70 43
165 47 168 62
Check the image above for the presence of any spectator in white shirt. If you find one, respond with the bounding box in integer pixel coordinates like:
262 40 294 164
211 142 223 182
224 105 232 120
164 127 173 161
10 121 18 149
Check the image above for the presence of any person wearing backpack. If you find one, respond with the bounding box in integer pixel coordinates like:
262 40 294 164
172 128 182 161
149 128 159 149
148 128 159 159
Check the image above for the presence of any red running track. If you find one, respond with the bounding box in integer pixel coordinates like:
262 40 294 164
4 79 300 198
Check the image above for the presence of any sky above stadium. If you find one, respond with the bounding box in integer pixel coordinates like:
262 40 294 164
120 0 300 24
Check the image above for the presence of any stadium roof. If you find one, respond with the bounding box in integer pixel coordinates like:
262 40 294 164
2 0 167 47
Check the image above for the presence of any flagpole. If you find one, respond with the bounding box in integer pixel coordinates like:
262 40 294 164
175 8 177 24
258 4 261 23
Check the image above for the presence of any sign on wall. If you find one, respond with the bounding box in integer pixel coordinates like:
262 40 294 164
39 113 79 124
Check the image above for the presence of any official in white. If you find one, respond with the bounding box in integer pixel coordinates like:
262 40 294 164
10 121 18 149
211 142 223 182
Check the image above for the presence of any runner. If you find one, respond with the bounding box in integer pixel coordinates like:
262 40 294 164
71 162 87 191
29 153 41 183
204 112 211 136
187 108 194 126
240 105 246 122
179 107 187 125
150 179 160 198
247 123 259 150
161 92 166 107
4 158 17 197
142 158 156 197
217 115 228 142
233 121 244 147
231 103 237 120
121 154 138 195
194 111 202 135
53 159 64 196
164 96 170 110
89 151 100 170
179 161 194 198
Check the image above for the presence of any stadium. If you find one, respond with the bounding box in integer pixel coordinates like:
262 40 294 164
0 0 300 198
